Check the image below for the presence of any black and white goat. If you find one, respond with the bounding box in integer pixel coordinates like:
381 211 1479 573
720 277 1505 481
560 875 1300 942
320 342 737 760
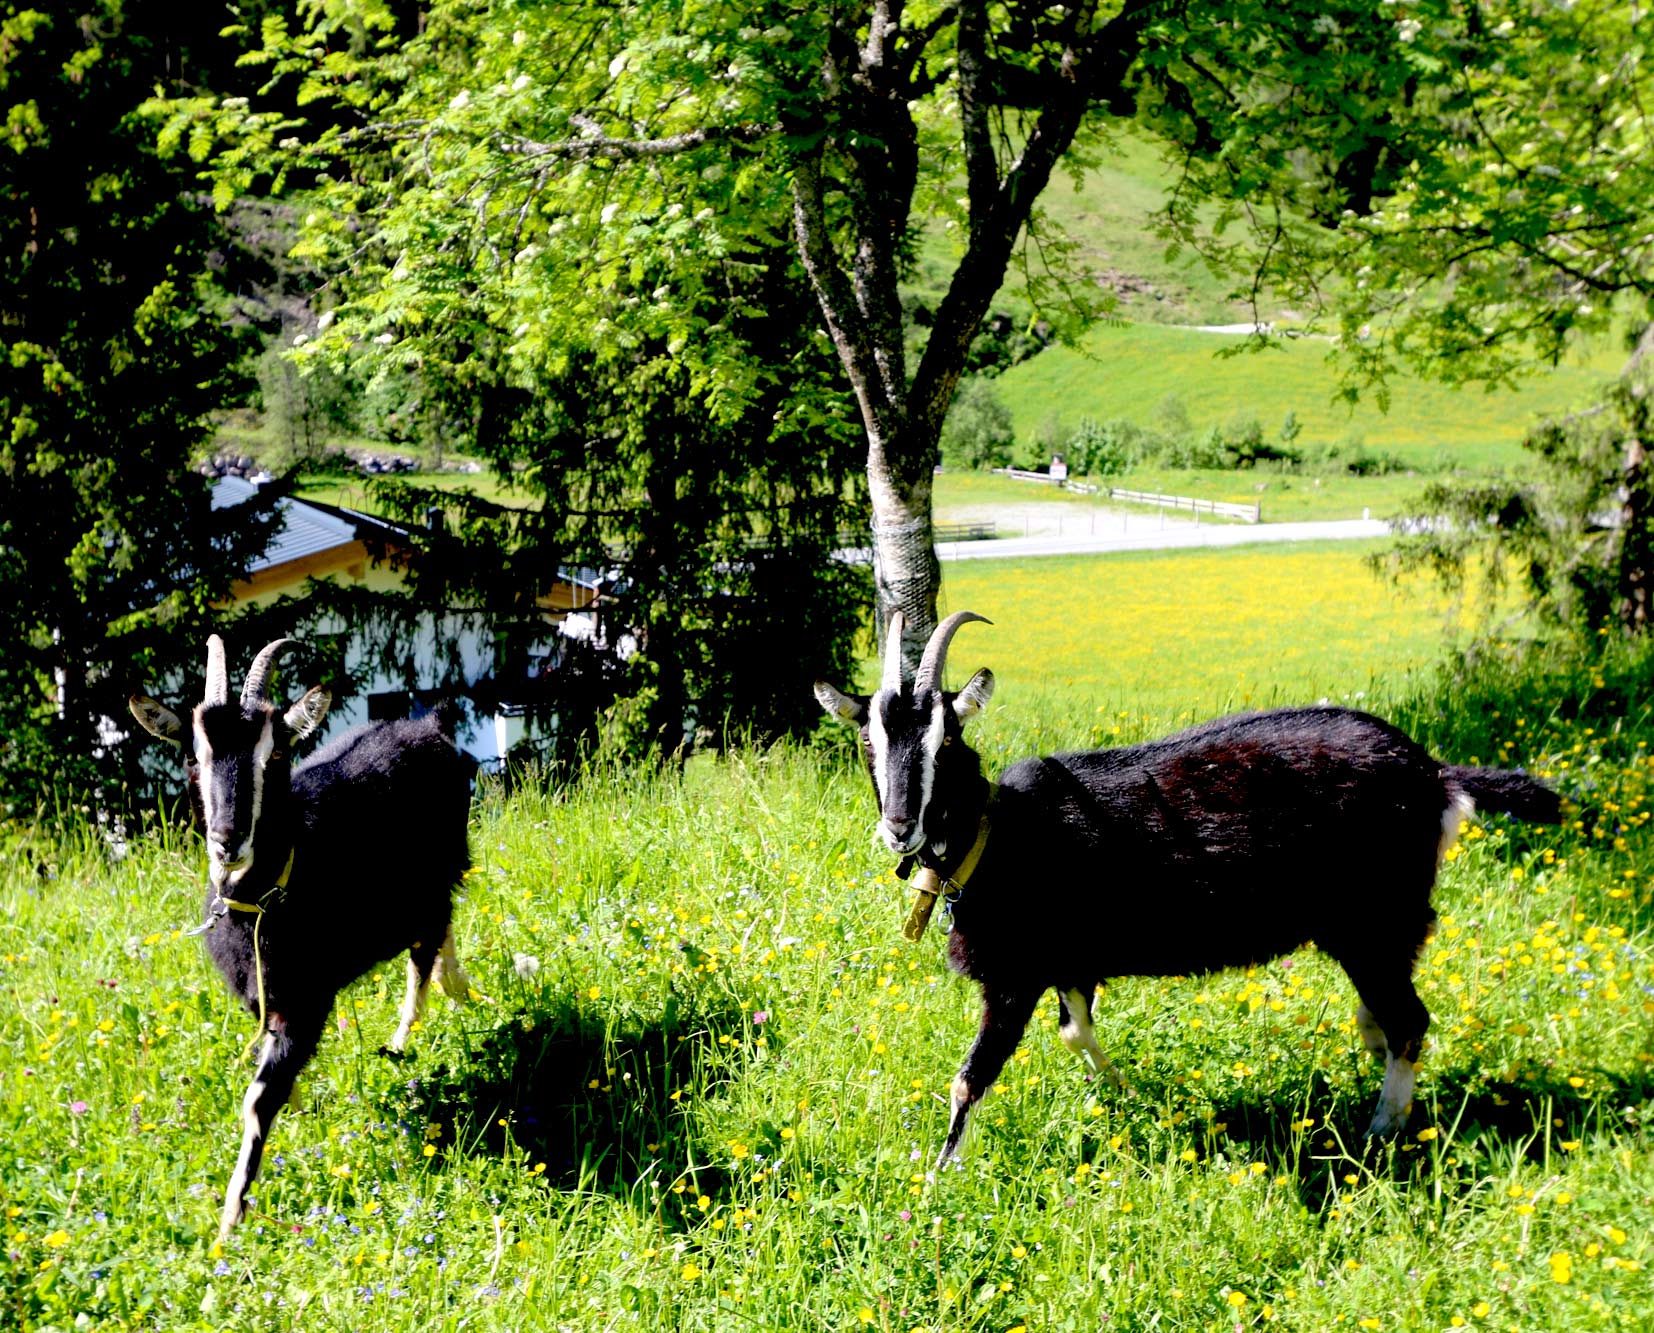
129 636 477 1239
816 611 1562 1164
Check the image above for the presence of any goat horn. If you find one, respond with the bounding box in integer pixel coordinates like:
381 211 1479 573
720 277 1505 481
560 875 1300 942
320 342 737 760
880 611 906 693
204 635 229 706
241 638 299 706
913 611 992 694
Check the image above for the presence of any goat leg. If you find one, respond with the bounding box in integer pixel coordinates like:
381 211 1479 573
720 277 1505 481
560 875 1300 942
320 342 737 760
219 1009 325 1241
937 985 1041 1168
387 938 441 1054
432 922 484 1003
1058 987 1127 1089
1343 968 1430 1138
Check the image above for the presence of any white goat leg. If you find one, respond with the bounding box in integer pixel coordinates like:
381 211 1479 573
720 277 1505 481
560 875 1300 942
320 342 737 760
220 1048 272 1240
1355 1003 1388 1057
1366 1049 1419 1137
1058 989 1126 1089
431 923 483 1002
388 954 430 1053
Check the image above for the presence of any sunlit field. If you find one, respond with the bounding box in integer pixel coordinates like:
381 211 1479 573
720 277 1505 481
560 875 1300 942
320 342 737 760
930 542 1464 722
3 554 1651 1332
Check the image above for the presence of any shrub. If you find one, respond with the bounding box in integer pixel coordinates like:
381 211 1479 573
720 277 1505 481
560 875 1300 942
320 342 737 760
939 375 1016 470
1066 417 1144 477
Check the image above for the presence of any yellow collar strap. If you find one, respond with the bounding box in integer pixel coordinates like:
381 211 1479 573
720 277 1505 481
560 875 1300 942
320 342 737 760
200 849 296 925
902 786 995 943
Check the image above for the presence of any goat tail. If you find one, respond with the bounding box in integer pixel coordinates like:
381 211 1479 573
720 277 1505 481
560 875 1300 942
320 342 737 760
1443 765 1563 825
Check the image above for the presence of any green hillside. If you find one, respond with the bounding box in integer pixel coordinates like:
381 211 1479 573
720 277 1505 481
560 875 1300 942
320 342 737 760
993 323 1620 469
912 131 1250 327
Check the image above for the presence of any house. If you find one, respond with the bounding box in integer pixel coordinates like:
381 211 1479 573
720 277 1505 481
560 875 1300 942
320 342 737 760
211 477 601 767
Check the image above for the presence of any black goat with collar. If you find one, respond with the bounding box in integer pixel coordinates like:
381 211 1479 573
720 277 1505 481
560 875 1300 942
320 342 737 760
130 636 476 1240
816 612 1562 1164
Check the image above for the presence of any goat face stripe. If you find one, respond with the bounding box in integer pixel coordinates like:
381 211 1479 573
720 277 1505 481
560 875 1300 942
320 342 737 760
868 689 946 854
868 689 893 810
194 705 277 880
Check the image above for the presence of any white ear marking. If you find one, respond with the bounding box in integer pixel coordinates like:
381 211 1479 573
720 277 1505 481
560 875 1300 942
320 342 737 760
953 668 994 721
814 680 866 724
128 694 183 743
284 687 331 739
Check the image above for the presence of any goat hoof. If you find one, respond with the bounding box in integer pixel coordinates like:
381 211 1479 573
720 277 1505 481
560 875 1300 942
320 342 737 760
377 1044 410 1061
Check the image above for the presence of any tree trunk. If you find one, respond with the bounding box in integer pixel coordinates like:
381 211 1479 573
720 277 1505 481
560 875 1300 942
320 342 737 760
866 429 941 667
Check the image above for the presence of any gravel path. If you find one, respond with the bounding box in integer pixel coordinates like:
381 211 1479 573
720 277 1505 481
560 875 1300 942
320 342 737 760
934 517 1390 561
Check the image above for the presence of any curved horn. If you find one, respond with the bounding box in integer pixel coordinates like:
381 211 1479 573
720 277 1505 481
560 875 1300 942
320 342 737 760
880 611 906 693
204 634 229 706
241 638 299 706
913 611 992 695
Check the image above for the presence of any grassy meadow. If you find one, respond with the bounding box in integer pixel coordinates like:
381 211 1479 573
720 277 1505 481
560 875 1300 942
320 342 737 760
932 543 1466 721
3 546 1653 1332
994 324 1620 464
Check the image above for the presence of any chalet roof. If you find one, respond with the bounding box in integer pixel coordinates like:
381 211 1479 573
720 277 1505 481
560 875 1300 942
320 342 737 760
212 476 361 573
209 474 604 600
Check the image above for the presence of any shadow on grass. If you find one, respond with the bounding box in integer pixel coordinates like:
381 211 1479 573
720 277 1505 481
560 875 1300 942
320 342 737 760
384 990 754 1212
1169 1062 1654 1212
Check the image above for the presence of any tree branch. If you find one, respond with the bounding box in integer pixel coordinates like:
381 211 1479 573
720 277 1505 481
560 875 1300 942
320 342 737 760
911 0 1160 440
499 118 777 162
789 144 895 444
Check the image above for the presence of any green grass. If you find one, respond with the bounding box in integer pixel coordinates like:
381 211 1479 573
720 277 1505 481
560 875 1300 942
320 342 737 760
913 130 1250 327
4 552 1653 1332
994 324 1621 463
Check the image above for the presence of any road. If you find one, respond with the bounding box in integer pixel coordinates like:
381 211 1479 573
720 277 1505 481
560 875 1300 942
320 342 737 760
933 516 1391 561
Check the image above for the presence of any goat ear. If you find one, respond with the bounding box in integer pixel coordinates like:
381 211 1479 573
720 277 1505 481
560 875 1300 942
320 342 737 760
814 680 868 725
128 694 183 744
952 669 994 722
284 687 331 739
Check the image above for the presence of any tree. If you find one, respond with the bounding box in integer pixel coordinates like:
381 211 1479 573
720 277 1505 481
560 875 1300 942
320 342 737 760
0 3 280 811
1256 2 1654 642
939 377 1015 471
353 254 872 762
197 0 1439 669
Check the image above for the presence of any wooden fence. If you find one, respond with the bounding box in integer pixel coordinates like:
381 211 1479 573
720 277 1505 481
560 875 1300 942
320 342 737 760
1107 487 1260 523
989 467 1100 494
